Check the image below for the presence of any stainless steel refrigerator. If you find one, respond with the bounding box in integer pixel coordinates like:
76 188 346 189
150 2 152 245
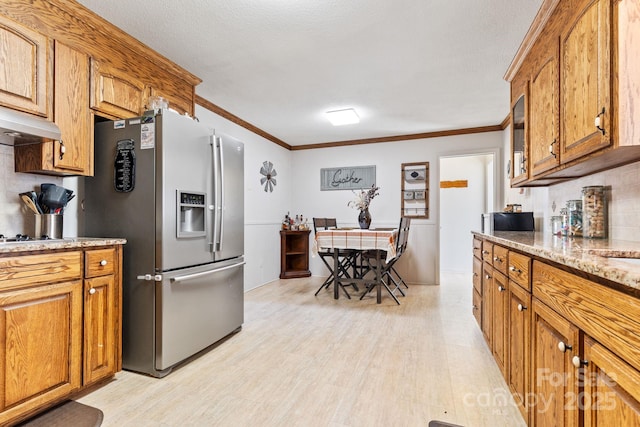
84 109 244 377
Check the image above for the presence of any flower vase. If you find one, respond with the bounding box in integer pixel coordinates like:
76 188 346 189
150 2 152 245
358 208 371 229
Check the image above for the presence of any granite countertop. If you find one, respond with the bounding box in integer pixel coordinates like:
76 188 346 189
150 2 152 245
473 231 640 291
0 237 126 254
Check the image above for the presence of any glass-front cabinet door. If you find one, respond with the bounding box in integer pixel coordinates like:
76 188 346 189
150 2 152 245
510 82 528 186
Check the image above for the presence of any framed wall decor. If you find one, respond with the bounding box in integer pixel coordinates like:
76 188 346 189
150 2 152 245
320 165 376 191
401 162 429 218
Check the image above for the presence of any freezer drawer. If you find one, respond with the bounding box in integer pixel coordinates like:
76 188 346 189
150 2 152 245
155 258 244 372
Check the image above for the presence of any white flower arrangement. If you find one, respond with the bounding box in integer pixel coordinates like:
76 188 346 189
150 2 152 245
347 185 380 211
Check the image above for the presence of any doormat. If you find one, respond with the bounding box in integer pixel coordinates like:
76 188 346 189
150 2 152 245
428 421 464 427
17 400 103 427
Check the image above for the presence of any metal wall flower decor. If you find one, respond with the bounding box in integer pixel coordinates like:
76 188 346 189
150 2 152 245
260 161 277 192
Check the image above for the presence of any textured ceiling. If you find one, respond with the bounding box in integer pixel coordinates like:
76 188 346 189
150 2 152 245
75 0 543 146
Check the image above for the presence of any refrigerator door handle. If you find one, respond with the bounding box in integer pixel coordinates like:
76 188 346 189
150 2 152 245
170 261 246 283
208 134 217 253
217 136 225 251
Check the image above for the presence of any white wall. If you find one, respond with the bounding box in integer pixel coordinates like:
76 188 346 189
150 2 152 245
440 155 492 274
291 131 505 285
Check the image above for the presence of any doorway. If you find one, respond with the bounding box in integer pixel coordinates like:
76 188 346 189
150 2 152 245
438 153 496 278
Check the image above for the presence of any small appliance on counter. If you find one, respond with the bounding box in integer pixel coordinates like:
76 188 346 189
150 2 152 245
482 212 535 233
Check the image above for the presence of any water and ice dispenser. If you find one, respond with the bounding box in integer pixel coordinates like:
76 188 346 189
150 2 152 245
177 191 206 237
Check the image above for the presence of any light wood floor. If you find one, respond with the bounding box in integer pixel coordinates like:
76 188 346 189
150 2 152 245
77 273 526 427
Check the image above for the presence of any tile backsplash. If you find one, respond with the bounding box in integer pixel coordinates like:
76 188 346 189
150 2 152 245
0 145 64 236
547 161 640 242
506 160 640 242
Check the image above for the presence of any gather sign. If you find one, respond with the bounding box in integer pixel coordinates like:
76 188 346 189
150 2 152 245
320 165 376 191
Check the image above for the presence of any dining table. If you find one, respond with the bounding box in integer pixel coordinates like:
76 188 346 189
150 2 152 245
313 228 398 303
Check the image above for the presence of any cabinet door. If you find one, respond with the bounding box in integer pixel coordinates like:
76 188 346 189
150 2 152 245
510 83 528 185
14 42 92 176
90 58 145 119
0 281 82 424
83 275 116 385
532 298 581 427
530 53 560 176
0 15 51 117
560 0 612 163
582 336 640 426
481 263 494 347
508 282 532 424
54 41 92 174
492 271 509 379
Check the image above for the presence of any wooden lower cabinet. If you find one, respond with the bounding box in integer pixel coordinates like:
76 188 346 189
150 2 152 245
582 336 640 426
532 298 581 427
508 281 531 423
492 271 509 378
0 245 122 425
0 280 83 424
473 236 640 426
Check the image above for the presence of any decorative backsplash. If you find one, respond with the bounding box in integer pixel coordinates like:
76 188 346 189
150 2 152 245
0 145 64 235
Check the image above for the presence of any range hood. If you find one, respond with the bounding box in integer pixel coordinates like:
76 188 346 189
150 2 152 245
0 105 61 146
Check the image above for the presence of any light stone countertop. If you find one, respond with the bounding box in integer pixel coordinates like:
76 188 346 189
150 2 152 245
0 237 126 254
473 231 640 291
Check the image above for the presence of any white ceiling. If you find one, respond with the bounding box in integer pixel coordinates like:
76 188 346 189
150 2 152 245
75 0 543 147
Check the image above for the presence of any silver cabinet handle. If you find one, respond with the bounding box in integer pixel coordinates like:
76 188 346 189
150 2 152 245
498 285 505 292
89 288 96 295
558 341 572 353
482 250 489 255
100 259 108 266
517 303 527 311
509 266 522 274
485 274 492 280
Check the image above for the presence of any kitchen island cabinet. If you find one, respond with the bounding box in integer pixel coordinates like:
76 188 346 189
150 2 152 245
472 231 640 426
0 239 124 425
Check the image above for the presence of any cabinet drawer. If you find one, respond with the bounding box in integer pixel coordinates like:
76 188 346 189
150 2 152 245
85 248 116 278
481 241 493 264
473 256 482 295
472 289 482 327
0 251 82 290
473 237 482 259
508 251 531 290
533 260 640 373
493 245 509 275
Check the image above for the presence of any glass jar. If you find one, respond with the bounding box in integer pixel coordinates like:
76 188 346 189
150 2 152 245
566 199 582 237
551 215 563 236
582 186 607 238
559 207 569 236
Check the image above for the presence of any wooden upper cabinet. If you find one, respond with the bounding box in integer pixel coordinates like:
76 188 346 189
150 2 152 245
510 77 528 186
54 41 92 174
560 0 612 163
0 15 51 117
90 58 146 119
529 45 560 177
15 41 92 176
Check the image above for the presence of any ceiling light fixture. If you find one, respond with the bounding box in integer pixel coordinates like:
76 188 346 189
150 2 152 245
325 108 360 126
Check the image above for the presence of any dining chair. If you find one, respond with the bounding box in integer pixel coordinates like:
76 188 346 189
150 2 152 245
359 217 411 304
313 217 358 298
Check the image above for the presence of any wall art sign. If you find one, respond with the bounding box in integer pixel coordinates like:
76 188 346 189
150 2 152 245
320 165 376 191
